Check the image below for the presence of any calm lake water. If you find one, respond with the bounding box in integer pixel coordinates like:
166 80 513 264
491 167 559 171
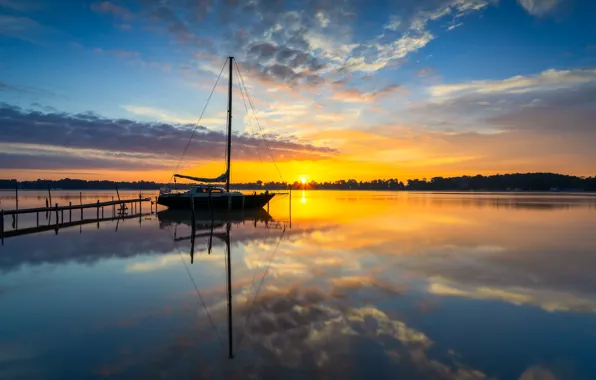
1 190 596 379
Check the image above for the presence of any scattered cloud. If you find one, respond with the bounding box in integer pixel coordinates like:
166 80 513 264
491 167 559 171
122 105 195 124
0 103 338 172
115 23 132 31
417 67 436 77
0 0 40 11
90 1 133 20
0 15 57 45
91 47 171 72
384 0 496 33
332 84 403 103
428 68 596 98
447 22 464 31
517 0 561 16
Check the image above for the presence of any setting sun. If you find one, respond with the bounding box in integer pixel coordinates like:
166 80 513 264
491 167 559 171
301 177 307 184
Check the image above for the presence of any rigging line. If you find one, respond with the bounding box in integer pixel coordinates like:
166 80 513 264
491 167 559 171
237 226 286 347
234 63 267 178
166 59 228 184
235 62 285 185
165 226 226 350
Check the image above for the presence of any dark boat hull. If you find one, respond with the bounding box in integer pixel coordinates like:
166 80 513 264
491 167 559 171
157 193 274 210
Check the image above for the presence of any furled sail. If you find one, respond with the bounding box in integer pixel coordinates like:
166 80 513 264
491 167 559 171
173 172 228 183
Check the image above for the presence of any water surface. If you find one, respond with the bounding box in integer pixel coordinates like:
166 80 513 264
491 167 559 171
1 190 596 379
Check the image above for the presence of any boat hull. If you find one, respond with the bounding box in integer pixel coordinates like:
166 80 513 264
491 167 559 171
157 193 274 210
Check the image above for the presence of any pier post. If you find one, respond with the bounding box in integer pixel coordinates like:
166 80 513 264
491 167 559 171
112 197 115 217
80 192 83 220
102 206 104 218
69 202 72 222
96 200 99 219
139 195 142 214
55 203 59 225
61 208 64 222
15 182 18 212
36 211 39 227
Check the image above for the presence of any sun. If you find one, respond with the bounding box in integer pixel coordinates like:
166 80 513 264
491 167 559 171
301 177 307 184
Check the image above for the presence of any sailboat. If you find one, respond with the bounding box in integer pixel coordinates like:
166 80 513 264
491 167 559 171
157 56 275 210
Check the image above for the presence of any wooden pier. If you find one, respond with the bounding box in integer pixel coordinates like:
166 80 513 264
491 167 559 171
1 196 154 243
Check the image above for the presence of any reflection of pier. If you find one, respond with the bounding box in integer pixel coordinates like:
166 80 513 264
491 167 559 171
1 212 152 240
1 196 154 244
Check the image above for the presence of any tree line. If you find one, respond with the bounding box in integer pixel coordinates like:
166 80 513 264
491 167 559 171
1 173 595 191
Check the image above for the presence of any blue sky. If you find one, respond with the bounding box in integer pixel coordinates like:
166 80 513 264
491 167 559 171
1 0 595 181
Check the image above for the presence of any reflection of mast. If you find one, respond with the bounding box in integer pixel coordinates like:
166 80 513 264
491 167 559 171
172 212 285 360
182 219 234 359
225 221 233 359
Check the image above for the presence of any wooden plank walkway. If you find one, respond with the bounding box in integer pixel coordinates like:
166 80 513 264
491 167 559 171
2 197 151 216
0 196 155 242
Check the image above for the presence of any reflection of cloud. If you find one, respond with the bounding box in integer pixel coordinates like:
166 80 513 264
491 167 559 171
235 287 487 379
126 252 229 272
429 278 596 313
0 218 308 273
125 254 180 272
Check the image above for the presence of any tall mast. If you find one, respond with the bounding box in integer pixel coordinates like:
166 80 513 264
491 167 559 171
226 56 233 192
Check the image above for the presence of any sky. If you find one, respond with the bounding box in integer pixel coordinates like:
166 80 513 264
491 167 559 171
1 0 595 183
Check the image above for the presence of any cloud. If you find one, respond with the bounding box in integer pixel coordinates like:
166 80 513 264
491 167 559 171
429 68 596 98
0 15 56 45
94 48 140 59
332 84 403 103
90 1 133 20
384 0 495 33
115 23 132 31
517 0 561 16
123 0 494 89
417 67 436 77
89 46 171 72
122 105 197 124
0 0 40 11
0 104 338 172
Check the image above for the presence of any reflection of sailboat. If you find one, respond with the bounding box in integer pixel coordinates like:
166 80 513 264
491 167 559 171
163 210 285 359
157 208 273 228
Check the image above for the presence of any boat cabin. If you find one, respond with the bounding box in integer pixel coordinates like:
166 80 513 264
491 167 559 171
191 185 226 194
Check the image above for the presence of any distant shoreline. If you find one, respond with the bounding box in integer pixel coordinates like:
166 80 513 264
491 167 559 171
2 189 596 196
1 172 595 192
